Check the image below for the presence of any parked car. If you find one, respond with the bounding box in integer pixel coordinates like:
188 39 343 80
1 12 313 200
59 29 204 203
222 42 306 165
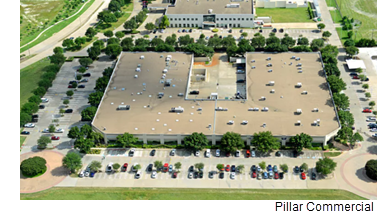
69 80 77 84
279 172 284 179
188 172 193 179
231 165 236 172
106 162 114 172
65 109 73 113
349 72 358 76
246 150 251 158
182 29 186 33
251 165 257 172
129 148 135 157
80 79 88 83
171 149 176 156
273 165 278 173
194 171 199 179
268 171 273 179
363 109 372 113
225 165 230 172
163 163 169 172
235 150 240 157
195 150 200 156
251 149 256 157
229 29 232 33
373 133 377 138
219 172 224 179
274 172 279 179
55 128 64 133
205 149 210 157
168 164 173 173
151 171 157 178
135 171 141 179
90 171 96 177
199 172 203 178
294 166 300 173
370 128 377 132
51 136 60 140
83 73 91 77
177 29 181 33
41 98 49 103
121 163 128 172
257 173 262 180
189 165 194 172
230 172 236 179
147 164 153 172
78 85 85 88
226 152 231 157
153 30 157 34
301 172 306 180
215 149 220 157
68 85 74 88
275 151 281 157
279 28 284 33
24 123 35 128
267 165 272 172
252 172 257 178
150 149 156 156
21 131 30 135
39 105 45 109
173 172 178 178
311 172 317 180
272 28 277 32
209 171 214 178
352 76 360 79
263 172 268 179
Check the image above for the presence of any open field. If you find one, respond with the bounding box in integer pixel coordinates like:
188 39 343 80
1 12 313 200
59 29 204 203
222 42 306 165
20 0 95 53
20 188 366 200
20 57 51 108
255 8 312 23
329 9 342 23
336 27 349 44
326 0 377 40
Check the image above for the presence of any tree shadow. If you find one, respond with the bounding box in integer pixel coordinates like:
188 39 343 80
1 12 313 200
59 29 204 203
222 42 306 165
325 98 334 107
50 166 70 177
355 168 377 183
319 82 329 91
366 145 377 155
317 70 325 77
55 140 73 150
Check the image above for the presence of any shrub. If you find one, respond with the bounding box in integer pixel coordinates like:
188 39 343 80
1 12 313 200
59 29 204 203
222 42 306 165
365 159 377 180
20 156 47 177
212 28 219 33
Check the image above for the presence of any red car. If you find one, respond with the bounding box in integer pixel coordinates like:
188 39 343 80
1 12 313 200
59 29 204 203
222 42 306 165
252 172 257 178
274 172 279 179
301 172 306 180
173 172 177 178
225 165 230 172
226 152 231 157
68 85 73 88
163 163 169 172
352 76 360 79
363 109 372 113
122 163 128 172
51 136 60 140
246 150 251 158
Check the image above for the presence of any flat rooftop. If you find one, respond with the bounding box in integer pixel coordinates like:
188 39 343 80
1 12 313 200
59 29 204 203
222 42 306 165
166 0 253 15
93 52 340 137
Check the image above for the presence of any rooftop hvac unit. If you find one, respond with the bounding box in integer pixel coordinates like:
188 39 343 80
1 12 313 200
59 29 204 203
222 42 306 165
297 63 302 66
298 70 303 73
136 68 141 72
197 108 202 111
228 120 234 125
178 93 184 96
296 57 301 61
134 75 138 78
171 106 184 113
262 107 269 112
302 91 308 95
296 82 302 88
313 108 319 112
270 89 275 93
254 107 259 111
226 3 240 8
317 119 320 124
292 56 296 59
163 69 168 73
117 105 130 110
261 96 266 100
161 74 166 79
267 63 272 67
268 69 272 72
140 55 145 59
137 64 141 67
242 120 248 125
296 109 302 114
248 108 254 111
251 60 255 63
208 9 213 14
158 92 164 98
269 81 275 86
252 66 256 69
267 57 271 61
296 120 301 125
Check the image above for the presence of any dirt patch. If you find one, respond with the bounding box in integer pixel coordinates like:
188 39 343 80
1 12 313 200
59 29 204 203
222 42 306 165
193 55 220 67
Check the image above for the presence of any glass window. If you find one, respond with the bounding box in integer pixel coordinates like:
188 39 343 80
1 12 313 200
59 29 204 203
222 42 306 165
175 18 177 21
234 18 236 21
238 24 240 27
192 24 195 27
217 18 219 21
196 24 198 27
183 18 185 21
225 18 227 21
192 18 194 21
238 18 240 21
196 18 198 20
178 18 181 21
242 18 244 21
175 24 177 27
221 18 223 20
246 18 249 21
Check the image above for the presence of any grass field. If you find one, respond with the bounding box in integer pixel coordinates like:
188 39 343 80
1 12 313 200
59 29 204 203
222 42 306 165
324 152 342 157
20 57 51 108
20 0 95 53
20 188 366 200
326 0 377 40
256 8 312 23
329 9 343 23
336 27 349 44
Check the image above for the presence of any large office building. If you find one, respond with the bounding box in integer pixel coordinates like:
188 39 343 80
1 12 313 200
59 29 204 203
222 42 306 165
92 52 340 146
148 0 255 28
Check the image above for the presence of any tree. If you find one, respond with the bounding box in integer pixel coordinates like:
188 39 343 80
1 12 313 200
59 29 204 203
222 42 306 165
155 43 175 52
37 136 52 149
178 35 194 47
174 162 182 171
80 124 93 138
59 108 65 114
300 163 308 172
88 91 104 106
115 31 125 39
74 37 86 47
183 132 209 150
297 37 309 45
87 46 101 60
99 12 117 25
322 31 332 39
42 72 56 81
320 45 339 57
62 152 82 173
237 39 254 56
310 39 325 51
220 132 245 153
316 158 337 176
345 46 359 57
66 90 74 98
208 36 222 49
113 163 121 172
133 164 141 171
123 19 137 30
280 164 288 173
289 133 313 153
159 15 170 28
344 39 355 47
89 161 102 172
109 0 121 12
79 58 93 67
196 38 207 45
280 34 296 48
165 35 177 46
327 75 346 93
28 95 42 105
71 81 78 88
116 132 138 147
62 39 74 48
74 136 94 153
81 106 97 121
222 35 237 49
145 22 156 31
85 27 97 38
347 31 354 39
241 32 248 37
252 131 280 153
95 76 110 92
259 161 266 170
150 37 164 47
349 132 363 147
292 45 312 52
362 84 369 89
217 164 224 171
365 92 371 100
237 165 245 173
226 45 239 59
266 35 280 46
369 101 376 108
20 112 32 127
20 156 47 177
93 40 105 50
21 102 38 114
194 162 204 170
48 124 56 134
53 47 64 54
324 63 340 77
103 67 114 77
38 79 52 90
50 53 65 65
104 30 114 38
33 87 46 97
107 37 120 45
68 126 81 139
337 126 353 141
333 93 350 110
154 161 163 170
121 37 134 50
365 160 377 181
338 110 354 127
105 44 122 58
317 23 326 31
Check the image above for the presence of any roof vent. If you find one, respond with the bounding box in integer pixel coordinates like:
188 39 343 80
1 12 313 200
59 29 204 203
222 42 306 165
270 89 275 93
260 96 266 101
152 128 155 130
268 81 275 86
135 128 138 130
296 82 302 88
302 91 308 95
296 120 301 126
156 119 160 122
164 124 167 126
228 120 234 125
296 109 302 114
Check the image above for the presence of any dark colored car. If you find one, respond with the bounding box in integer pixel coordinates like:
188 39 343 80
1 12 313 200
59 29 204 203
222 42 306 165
80 79 88 83
78 85 85 88
199 172 203 178
121 163 128 172
153 30 157 34
65 109 73 113
279 28 284 33
173 172 177 178
279 172 284 179
39 105 45 109
182 29 186 33
189 29 192 33
272 28 277 32
69 81 77 84
189 166 194 172
83 73 91 77
267 165 272 172
90 171 96 177
229 29 232 33
300 167 304 173
150 149 156 156
194 171 199 179
353 76 360 79
51 136 60 140
147 164 153 172
275 151 281 157
68 85 73 88
209 172 214 179
349 72 358 76
251 165 257 172
231 165 236 172
240 29 243 33
21 131 30 135
226 152 231 157
189 90 199 95
219 172 224 179
294 166 300 173
154 35 158 39
219 35 222 39
311 172 317 180
259 29 263 33
293 150 298 158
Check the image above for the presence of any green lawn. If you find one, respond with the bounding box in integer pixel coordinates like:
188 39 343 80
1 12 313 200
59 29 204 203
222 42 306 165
21 0 96 53
336 27 350 44
97 3 133 33
330 9 343 23
325 0 338 7
20 136 26 148
324 152 342 157
20 188 366 200
20 57 51 108
256 8 312 23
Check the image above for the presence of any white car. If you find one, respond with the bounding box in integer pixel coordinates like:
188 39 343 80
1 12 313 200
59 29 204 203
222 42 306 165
135 171 141 179
215 149 220 157
251 150 256 157
41 98 49 103
106 162 113 172
188 172 193 179
55 128 64 133
195 150 200 156
257 166 261 173
42 128 50 133
235 150 240 157
205 149 210 158
373 134 377 138
367 118 376 122
151 171 157 179
230 172 235 179
24 123 35 128
171 149 176 156
79 170 84 178
370 128 377 132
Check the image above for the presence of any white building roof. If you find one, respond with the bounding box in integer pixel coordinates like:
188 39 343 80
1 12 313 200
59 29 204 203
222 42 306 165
346 59 366 69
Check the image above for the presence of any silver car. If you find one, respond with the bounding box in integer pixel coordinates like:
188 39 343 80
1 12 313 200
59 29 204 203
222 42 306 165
215 149 220 157
188 172 193 179
230 172 236 179
195 150 200 156
251 150 256 157
151 171 157 179
135 171 141 179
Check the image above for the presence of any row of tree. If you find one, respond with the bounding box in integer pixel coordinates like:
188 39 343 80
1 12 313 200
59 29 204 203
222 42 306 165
123 9 149 31
96 0 131 30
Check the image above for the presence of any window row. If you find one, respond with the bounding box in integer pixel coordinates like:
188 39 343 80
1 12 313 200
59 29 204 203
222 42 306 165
169 23 243 27
170 18 198 21
169 17 252 21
